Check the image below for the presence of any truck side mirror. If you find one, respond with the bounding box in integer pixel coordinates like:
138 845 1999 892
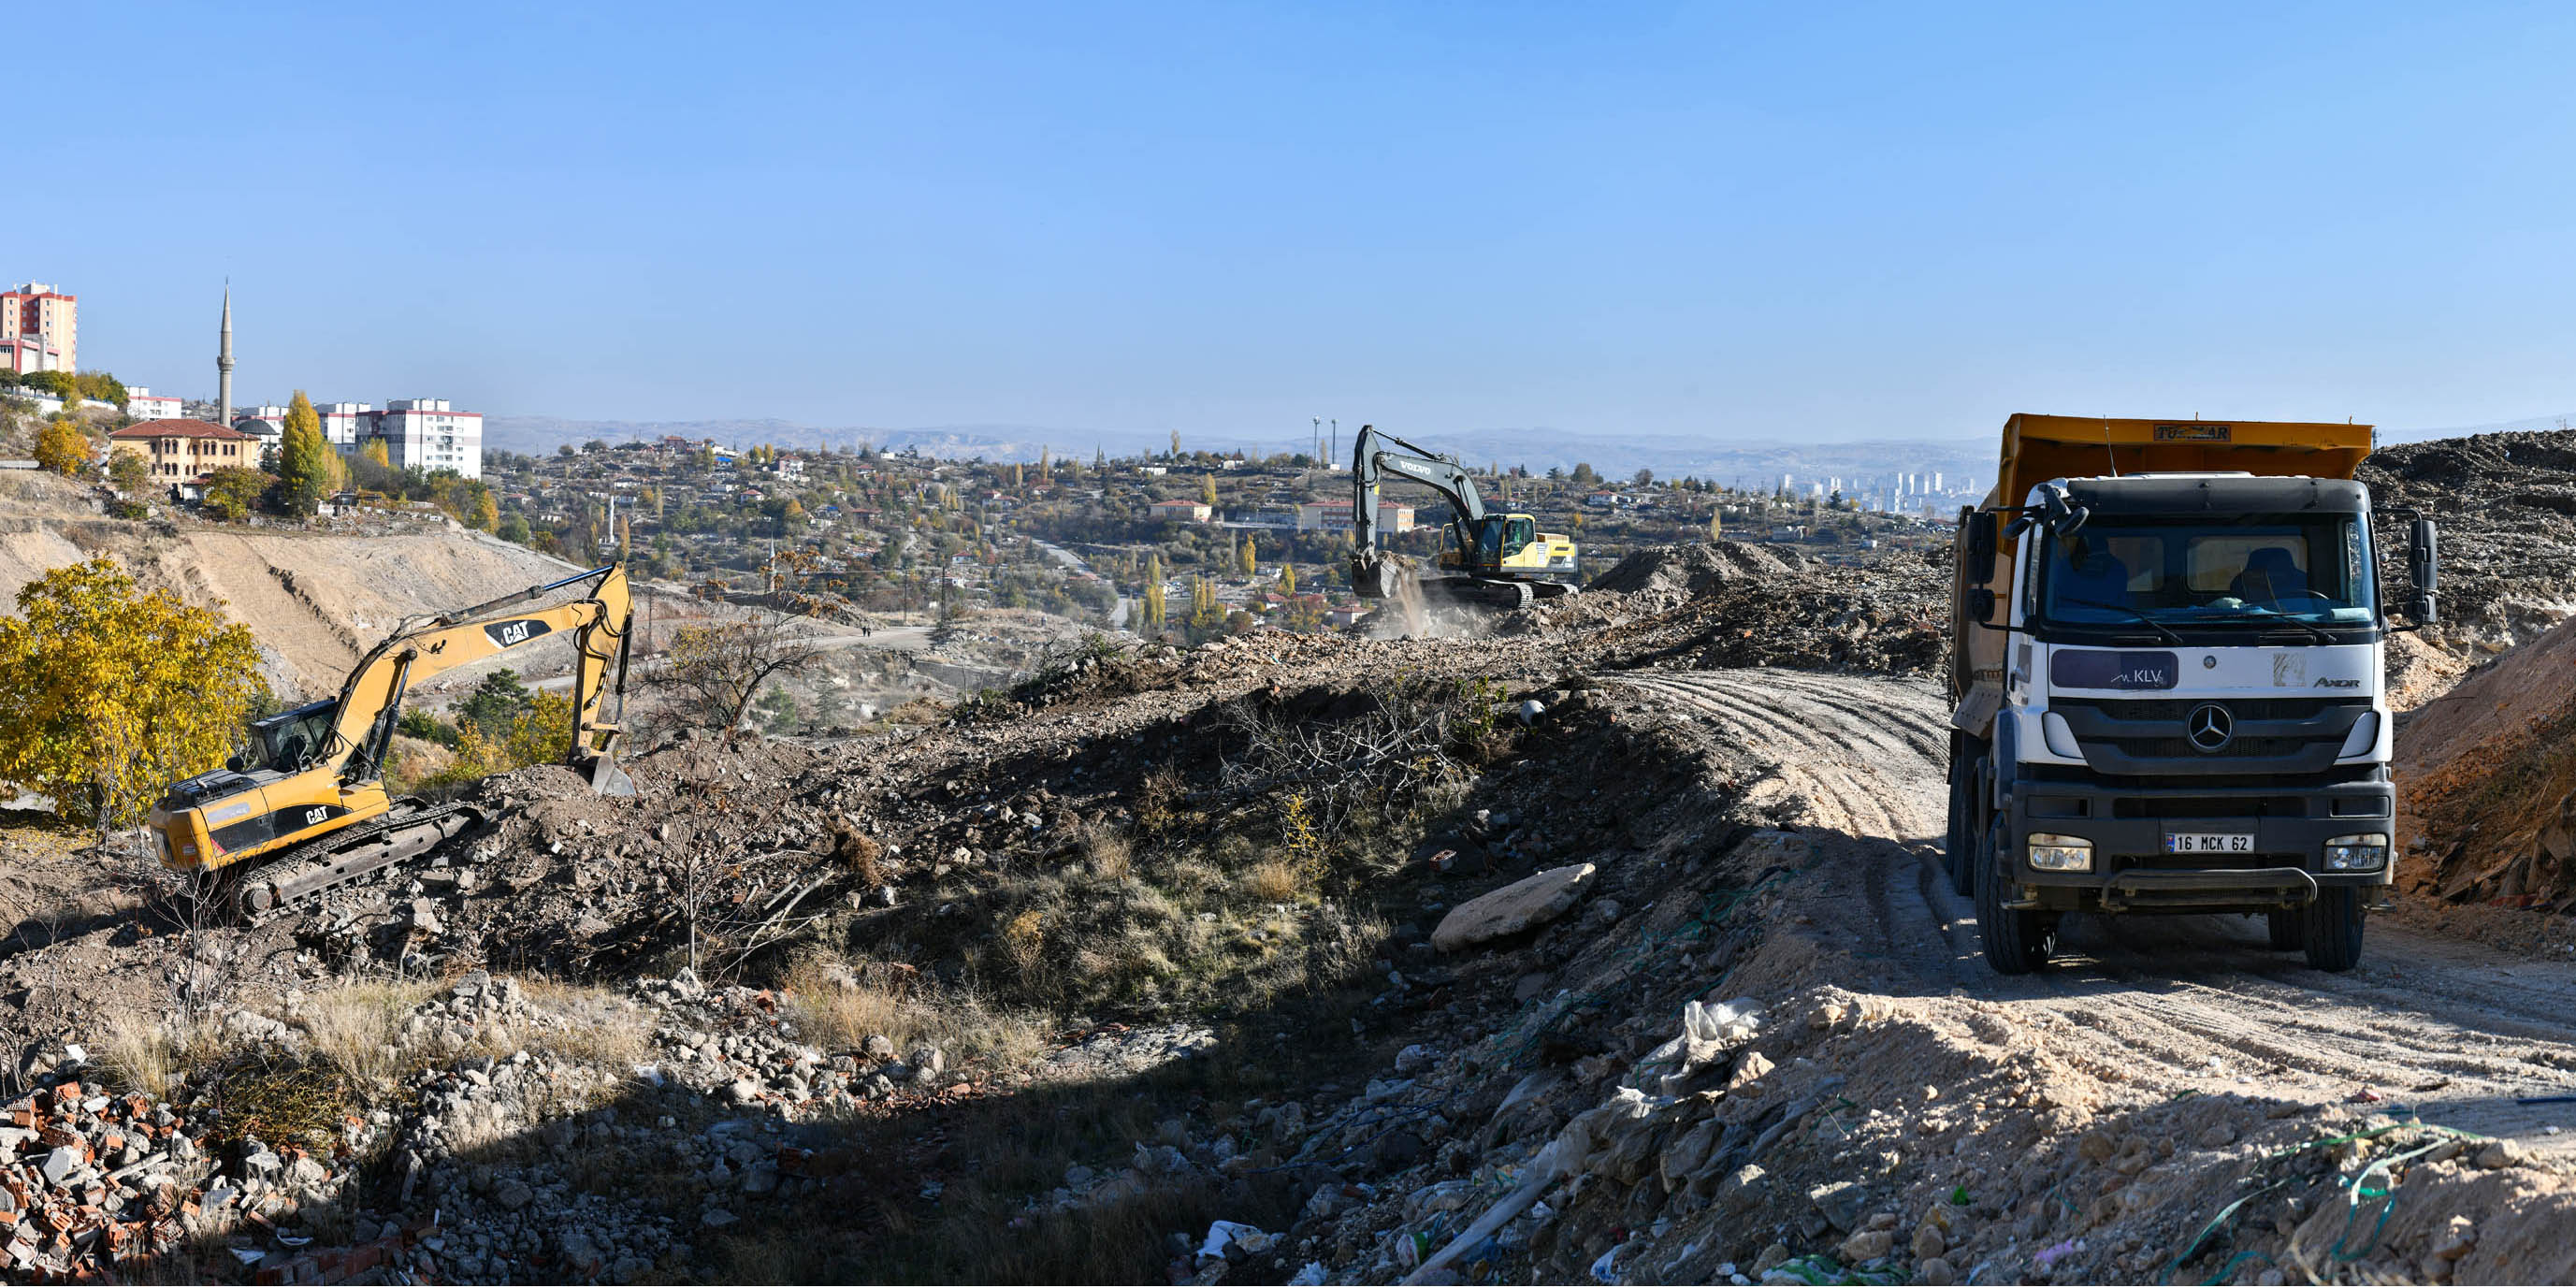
1961 508 1996 585
2410 517 2439 593
2409 517 2439 626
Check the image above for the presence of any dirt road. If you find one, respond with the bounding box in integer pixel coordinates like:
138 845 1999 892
1624 666 2576 1158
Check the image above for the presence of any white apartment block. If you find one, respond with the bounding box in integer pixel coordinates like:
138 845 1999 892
316 401 372 449
125 386 183 420
374 398 484 478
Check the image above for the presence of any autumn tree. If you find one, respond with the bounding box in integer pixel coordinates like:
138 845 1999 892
1280 562 1297 595
34 417 88 477
0 558 267 828
1140 553 1165 630
274 390 334 514
108 447 152 495
1201 473 1219 507
201 467 269 522
1238 533 1256 578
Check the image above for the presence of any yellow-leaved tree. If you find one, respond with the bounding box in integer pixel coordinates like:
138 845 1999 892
34 417 88 477
275 390 334 514
431 689 572 787
0 558 268 827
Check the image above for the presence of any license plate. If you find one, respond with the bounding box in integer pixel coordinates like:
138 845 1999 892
2165 832 2254 855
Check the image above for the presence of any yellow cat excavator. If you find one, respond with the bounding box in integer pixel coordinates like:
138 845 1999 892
149 562 635 914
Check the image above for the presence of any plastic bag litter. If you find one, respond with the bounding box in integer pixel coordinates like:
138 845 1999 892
1199 1221 1276 1259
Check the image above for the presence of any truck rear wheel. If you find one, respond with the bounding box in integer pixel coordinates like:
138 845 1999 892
2265 908 2304 950
2301 887 2365 972
1975 824 2056 975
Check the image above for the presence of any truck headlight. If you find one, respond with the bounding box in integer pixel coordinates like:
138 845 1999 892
2323 833 2388 871
2028 832 2094 872
2337 712 2381 760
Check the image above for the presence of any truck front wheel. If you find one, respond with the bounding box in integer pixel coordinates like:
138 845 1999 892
1975 824 2056 975
2301 886 2366 972
2265 909 2304 950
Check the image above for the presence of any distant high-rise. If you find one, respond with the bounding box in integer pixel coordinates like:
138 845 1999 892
216 287 236 427
1 282 76 373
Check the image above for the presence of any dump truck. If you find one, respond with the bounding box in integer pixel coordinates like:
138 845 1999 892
149 562 635 915
1946 415 2438 974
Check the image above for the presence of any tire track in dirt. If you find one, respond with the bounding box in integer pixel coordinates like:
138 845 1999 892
1628 664 2576 1158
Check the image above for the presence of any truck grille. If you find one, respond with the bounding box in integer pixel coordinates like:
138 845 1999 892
2103 736 2308 760
2110 795 2308 818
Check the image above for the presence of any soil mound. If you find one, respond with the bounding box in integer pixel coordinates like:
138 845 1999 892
2363 429 2576 651
1586 540 1808 600
2397 610 2576 905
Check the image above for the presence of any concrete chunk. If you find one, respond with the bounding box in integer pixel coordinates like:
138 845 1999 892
1431 863 1597 951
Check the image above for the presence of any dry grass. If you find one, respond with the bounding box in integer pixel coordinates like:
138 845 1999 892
779 951 1049 1070
300 978 445 1092
1082 825 1133 880
518 977 655 1068
1238 858 1302 903
97 1010 223 1100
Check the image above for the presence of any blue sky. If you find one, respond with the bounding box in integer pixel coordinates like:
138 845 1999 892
22 3 2576 441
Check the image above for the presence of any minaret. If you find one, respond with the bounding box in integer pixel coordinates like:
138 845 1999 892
216 285 235 427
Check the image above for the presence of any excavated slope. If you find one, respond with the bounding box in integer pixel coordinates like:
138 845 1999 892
0 470 577 698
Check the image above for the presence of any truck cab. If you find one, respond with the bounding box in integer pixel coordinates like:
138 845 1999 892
1947 419 2438 974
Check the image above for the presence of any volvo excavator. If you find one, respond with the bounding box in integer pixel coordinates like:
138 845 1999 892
149 562 635 915
1347 424 1579 610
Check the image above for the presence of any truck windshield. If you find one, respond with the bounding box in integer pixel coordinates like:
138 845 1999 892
239 700 340 774
2039 514 2374 628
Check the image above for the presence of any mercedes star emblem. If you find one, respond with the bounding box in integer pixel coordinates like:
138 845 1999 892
2186 702 2234 752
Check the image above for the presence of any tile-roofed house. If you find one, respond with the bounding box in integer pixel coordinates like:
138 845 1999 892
109 418 255 485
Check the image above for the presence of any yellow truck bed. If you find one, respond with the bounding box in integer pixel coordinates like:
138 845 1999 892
1980 414 2373 513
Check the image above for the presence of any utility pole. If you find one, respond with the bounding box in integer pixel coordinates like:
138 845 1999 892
1311 416 1321 464
1330 419 1339 468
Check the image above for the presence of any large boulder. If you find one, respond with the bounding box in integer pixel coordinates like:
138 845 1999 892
1432 863 1597 952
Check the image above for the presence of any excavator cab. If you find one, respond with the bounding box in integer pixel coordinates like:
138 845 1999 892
233 700 341 776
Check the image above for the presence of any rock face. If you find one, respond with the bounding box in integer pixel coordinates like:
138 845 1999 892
1431 863 1597 952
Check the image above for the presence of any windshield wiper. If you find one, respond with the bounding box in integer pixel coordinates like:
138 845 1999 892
2053 597 2184 645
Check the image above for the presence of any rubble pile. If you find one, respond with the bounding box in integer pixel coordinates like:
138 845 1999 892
1552 543 1947 677
2397 610 2576 908
2362 429 2576 651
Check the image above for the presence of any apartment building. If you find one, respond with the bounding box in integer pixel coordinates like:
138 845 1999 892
0 282 76 373
124 386 183 420
373 398 484 478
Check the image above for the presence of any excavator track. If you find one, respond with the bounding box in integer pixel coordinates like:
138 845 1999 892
226 799 487 918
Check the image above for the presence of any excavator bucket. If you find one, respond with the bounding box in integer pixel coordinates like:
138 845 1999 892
583 750 637 798
1352 548 1407 600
